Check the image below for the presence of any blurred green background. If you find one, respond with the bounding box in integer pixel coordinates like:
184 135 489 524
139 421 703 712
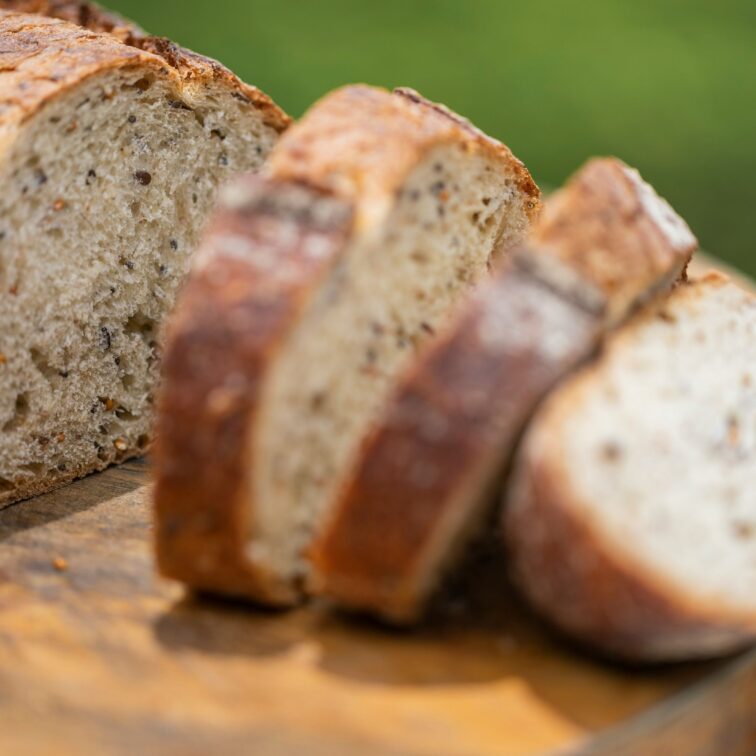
110 0 755 274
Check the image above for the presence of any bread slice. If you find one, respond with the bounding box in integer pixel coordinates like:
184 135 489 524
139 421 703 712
310 158 697 622
154 85 540 604
504 273 756 661
0 10 288 507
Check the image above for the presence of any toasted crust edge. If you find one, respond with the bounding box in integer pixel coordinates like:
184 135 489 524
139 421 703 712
267 85 540 230
393 87 540 208
0 0 142 39
0 5 290 137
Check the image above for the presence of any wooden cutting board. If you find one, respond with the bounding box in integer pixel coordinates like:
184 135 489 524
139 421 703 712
0 257 753 756
0 459 753 756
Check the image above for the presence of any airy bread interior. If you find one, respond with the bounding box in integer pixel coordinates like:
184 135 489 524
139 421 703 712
0 64 278 503
250 143 533 583
526 276 755 618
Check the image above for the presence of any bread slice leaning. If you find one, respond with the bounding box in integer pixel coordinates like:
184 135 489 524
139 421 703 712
310 158 697 623
154 85 540 605
504 273 756 661
0 10 288 507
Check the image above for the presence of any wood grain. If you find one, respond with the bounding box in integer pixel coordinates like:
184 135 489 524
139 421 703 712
0 458 752 756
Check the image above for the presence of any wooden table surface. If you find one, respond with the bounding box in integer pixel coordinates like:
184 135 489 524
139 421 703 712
0 258 754 756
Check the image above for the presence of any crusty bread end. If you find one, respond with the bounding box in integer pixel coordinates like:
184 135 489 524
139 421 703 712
505 274 756 661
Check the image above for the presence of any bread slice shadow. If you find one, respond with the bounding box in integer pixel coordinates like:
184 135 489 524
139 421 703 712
150 540 716 735
0 457 146 541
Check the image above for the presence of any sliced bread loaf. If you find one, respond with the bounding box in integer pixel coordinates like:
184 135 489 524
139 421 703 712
0 10 288 506
504 273 756 661
154 85 540 604
310 158 697 622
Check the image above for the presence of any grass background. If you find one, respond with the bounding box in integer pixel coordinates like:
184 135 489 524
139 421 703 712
109 0 756 275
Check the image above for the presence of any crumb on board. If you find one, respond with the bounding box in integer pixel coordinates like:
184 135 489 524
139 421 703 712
52 557 68 572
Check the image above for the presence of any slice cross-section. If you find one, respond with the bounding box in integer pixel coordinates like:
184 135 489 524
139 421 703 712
0 9 288 506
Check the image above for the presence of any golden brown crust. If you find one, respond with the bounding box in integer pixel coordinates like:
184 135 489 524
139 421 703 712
0 7 290 138
127 36 289 132
0 10 155 138
503 276 756 662
154 176 353 604
0 0 140 39
153 85 539 602
268 85 540 229
393 87 540 206
4 1 289 130
310 158 696 622
525 157 696 323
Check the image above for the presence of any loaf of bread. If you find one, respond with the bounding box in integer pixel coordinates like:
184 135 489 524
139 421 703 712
310 158 697 622
0 8 288 506
504 273 756 661
0 0 139 38
154 85 540 604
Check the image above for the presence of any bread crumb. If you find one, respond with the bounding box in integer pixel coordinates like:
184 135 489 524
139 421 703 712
727 415 740 446
600 440 623 462
496 636 519 653
287 641 322 666
113 438 127 451
52 557 68 572
733 522 753 540
134 170 152 186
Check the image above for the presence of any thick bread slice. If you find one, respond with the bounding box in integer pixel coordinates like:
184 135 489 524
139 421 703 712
311 158 696 622
504 274 756 661
154 85 540 604
0 10 288 507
